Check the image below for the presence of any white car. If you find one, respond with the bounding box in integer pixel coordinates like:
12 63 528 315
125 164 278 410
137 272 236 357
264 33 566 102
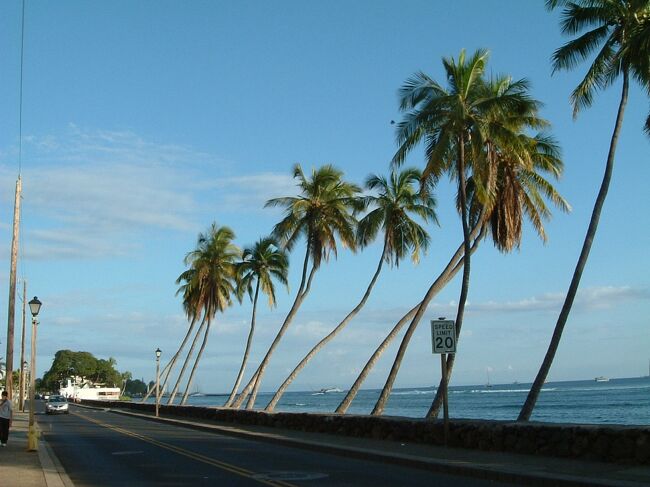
46 395 69 414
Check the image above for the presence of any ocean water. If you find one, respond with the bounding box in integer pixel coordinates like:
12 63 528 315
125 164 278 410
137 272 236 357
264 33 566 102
152 376 650 426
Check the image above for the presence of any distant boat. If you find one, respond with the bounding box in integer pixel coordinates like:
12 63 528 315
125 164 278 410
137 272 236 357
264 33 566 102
485 368 493 388
594 376 609 382
312 388 342 395
189 385 204 397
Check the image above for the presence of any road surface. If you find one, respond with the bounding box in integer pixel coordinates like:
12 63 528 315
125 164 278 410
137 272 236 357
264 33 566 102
38 402 508 486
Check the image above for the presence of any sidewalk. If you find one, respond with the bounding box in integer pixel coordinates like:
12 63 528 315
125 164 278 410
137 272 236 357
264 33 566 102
110 407 650 487
0 411 69 487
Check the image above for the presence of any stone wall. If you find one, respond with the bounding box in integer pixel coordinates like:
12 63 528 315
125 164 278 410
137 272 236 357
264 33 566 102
81 400 650 464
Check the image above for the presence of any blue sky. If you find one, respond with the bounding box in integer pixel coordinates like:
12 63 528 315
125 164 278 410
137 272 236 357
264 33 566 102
0 1 648 394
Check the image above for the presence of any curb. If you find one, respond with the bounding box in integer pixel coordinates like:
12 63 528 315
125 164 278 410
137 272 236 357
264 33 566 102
37 428 75 487
79 405 642 487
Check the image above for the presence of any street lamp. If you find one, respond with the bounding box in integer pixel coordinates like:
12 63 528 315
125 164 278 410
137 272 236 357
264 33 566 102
27 296 41 451
155 348 161 418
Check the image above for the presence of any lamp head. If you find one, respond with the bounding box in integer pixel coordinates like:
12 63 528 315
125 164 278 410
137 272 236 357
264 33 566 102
155 348 161 359
28 296 42 317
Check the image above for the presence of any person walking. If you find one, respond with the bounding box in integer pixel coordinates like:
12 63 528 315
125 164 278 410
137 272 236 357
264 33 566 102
0 390 12 446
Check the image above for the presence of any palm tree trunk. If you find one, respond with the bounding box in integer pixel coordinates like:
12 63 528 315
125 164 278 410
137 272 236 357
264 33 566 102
427 353 458 418
167 317 206 405
231 245 314 409
181 319 212 405
224 281 260 407
230 364 258 409
247 262 317 409
336 224 483 415
335 303 420 414
370 173 478 418
141 361 171 403
265 241 389 412
141 317 199 403
518 71 629 422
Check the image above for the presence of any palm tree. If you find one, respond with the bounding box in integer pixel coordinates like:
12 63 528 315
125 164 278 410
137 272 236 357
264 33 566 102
222 237 289 408
368 50 545 415
231 164 361 409
141 320 197 404
264 167 437 412
172 223 240 406
519 0 650 421
334 227 485 414
426 131 569 418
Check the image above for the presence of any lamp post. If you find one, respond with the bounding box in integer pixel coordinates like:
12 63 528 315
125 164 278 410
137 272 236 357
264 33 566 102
27 296 41 451
155 348 161 418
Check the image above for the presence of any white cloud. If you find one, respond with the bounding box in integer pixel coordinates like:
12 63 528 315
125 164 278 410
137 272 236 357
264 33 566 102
469 286 650 314
0 126 297 260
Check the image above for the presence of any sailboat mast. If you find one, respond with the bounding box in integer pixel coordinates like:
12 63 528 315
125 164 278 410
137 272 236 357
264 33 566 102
5 176 22 399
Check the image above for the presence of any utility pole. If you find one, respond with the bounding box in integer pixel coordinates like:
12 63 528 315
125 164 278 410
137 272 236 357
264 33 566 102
5 177 22 399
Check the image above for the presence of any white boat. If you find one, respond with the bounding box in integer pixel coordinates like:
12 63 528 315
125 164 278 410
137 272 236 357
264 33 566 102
59 378 121 401
594 376 609 382
312 388 343 395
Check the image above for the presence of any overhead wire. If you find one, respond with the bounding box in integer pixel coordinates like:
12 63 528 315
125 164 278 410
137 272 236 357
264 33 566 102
17 0 28 293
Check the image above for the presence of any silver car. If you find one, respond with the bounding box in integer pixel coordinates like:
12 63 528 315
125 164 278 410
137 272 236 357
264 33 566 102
46 395 69 415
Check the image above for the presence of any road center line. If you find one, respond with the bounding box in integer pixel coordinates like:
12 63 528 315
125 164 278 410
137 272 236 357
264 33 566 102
73 411 297 487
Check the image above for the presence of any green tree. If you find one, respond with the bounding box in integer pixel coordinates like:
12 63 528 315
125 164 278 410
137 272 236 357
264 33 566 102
124 378 148 396
426 130 568 418
265 167 436 412
172 223 240 406
372 51 560 415
41 350 126 391
519 0 650 421
223 237 289 408
231 164 361 409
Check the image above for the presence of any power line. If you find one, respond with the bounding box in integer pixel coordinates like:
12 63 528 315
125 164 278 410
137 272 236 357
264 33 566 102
18 0 26 175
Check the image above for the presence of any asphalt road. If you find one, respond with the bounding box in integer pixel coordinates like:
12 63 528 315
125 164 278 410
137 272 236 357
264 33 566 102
37 402 510 486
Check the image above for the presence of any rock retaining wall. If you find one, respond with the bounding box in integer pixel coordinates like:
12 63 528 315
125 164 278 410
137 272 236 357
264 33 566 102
81 400 650 464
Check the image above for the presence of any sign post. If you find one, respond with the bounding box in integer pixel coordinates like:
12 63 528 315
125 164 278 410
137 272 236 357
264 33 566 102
431 317 456 446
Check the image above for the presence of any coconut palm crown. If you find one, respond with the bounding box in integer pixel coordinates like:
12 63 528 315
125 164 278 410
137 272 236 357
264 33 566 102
176 223 241 321
358 167 437 266
237 237 289 308
547 0 650 134
266 164 362 268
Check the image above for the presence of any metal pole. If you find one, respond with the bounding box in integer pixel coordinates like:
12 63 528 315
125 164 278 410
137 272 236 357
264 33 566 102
155 355 160 417
441 353 449 447
27 316 38 451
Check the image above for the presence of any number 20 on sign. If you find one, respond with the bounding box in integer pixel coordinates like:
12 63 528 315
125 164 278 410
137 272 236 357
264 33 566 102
431 319 456 354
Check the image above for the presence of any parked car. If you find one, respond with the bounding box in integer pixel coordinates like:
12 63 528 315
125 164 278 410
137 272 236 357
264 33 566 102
45 395 69 415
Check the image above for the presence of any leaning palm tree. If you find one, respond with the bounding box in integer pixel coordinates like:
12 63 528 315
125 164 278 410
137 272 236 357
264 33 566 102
335 226 485 414
172 223 240 406
370 50 549 415
142 314 200 404
231 164 361 409
264 167 437 412
222 237 289 408
519 0 650 421
427 131 569 418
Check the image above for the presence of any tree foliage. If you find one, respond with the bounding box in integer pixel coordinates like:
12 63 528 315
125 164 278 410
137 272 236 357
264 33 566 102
41 350 125 391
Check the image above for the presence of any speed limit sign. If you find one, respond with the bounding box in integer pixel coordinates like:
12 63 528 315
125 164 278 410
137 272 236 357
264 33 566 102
431 319 456 353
